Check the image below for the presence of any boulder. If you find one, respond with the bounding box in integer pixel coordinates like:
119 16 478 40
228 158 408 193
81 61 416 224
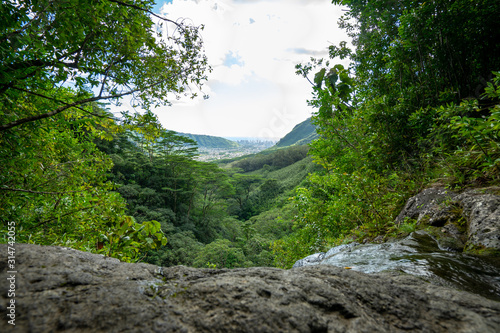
395 187 459 226
1 243 500 332
458 189 500 251
292 252 325 268
395 187 500 253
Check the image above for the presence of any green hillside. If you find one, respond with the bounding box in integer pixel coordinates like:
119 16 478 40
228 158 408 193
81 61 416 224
227 145 310 172
180 133 239 149
275 117 317 148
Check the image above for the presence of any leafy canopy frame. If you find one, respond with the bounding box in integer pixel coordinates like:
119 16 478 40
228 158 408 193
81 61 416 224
0 0 210 131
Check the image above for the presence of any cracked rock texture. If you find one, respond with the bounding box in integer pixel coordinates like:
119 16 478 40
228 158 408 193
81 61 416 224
395 187 500 252
1 243 500 332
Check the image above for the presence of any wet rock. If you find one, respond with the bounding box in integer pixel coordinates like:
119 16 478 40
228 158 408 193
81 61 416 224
396 187 500 254
292 252 325 268
292 231 500 301
2 243 500 332
324 242 360 258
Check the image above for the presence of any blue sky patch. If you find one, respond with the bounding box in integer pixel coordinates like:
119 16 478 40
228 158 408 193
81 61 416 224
223 51 244 67
153 0 173 13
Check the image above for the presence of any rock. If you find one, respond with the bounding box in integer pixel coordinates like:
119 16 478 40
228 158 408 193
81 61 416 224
458 190 500 252
2 244 500 332
395 187 458 226
291 231 500 301
292 252 325 268
439 223 466 251
323 242 361 258
395 187 500 254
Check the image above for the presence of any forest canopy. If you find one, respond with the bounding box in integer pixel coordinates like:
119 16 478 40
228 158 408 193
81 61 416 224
273 0 500 267
0 0 209 261
1 0 499 267
0 0 209 131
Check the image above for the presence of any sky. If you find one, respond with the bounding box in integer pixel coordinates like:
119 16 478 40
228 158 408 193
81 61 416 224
146 0 348 139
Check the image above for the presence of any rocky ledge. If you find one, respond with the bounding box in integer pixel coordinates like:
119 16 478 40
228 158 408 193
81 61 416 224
1 243 500 332
395 186 500 254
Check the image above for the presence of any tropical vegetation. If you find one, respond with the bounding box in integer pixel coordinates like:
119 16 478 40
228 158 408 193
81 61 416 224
273 0 500 267
1 0 499 268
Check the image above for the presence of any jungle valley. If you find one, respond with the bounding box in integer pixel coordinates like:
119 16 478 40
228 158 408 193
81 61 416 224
1 0 500 270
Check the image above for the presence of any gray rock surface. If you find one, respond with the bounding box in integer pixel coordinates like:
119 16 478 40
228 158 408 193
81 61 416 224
395 187 500 252
2 243 500 332
458 190 500 250
292 251 325 268
291 231 500 300
395 187 459 226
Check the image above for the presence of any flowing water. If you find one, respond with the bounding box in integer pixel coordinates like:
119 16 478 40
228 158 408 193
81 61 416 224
297 231 500 301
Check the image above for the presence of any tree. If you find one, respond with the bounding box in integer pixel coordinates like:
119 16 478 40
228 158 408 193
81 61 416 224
188 163 233 242
147 231 203 267
0 0 209 131
297 0 500 173
231 173 263 210
193 239 246 269
282 0 500 264
329 0 500 163
0 1 209 261
0 98 124 247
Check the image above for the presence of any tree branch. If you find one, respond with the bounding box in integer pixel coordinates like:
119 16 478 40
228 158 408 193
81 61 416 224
3 58 82 74
28 206 94 230
0 186 85 195
0 74 178 131
99 62 116 98
0 94 99 131
106 0 183 29
6 86 115 119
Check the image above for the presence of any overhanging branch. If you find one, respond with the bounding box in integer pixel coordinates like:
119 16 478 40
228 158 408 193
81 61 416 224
0 186 85 195
106 0 184 29
0 75 178 131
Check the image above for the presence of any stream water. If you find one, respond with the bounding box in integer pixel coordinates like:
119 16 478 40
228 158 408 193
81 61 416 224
295 231 500 301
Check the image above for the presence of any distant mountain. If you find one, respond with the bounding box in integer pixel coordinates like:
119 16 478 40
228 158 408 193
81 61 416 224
275 117 318 148
180 133 239 149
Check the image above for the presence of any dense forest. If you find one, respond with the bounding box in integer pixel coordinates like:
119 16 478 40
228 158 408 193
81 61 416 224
1 0 499 268
277 0 500 267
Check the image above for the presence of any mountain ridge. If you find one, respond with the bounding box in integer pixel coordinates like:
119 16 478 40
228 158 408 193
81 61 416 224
173 116 317 151
274 117 317 148
177 132 240 149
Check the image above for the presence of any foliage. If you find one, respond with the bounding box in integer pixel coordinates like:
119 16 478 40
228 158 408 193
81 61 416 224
193 239 247 269
426 72 500 184
0 99 122 247
99 216 167 262
105 123 309 268
232 145 310 172
397 218 418 235
227 173 263 219
274 0 500 266
0 100 169 262
146 231 203 267
0 1 209 261
1 0 209 131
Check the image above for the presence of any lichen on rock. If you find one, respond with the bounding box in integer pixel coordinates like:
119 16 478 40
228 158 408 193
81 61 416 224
395 187 500 255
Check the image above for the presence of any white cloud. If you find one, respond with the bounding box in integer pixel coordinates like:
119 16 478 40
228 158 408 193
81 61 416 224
150 0 348 138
